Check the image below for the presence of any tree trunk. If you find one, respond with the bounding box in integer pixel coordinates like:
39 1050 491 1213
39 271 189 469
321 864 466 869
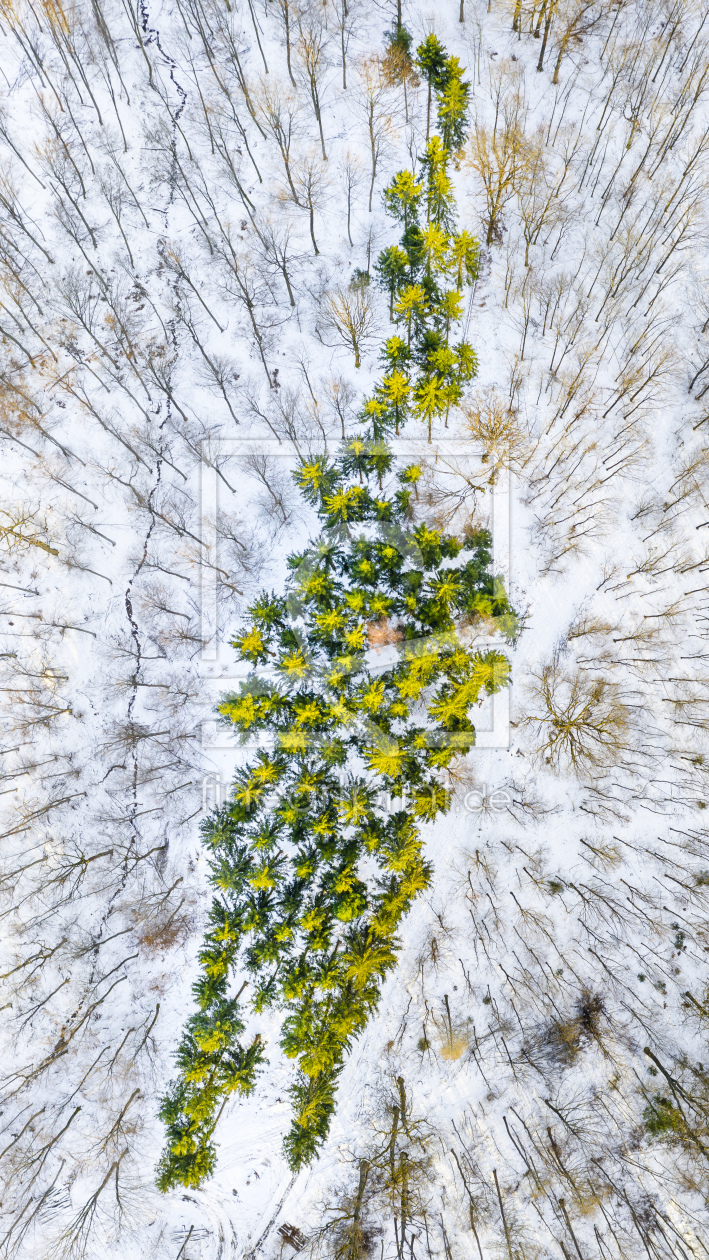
552 38 566 84
282 153 300 205
398 1152 408 1260
538 10 553 71
349 1159 369 1260
308 203 319 255
284 1 296 85
493 1169 515 1260
341 0 347 88
281 263 296 307
313 92 328 160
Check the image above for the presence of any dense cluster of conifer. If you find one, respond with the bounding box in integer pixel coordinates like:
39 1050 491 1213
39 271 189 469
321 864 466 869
157 34 516 1192
157 451 514 1189
373 35 480 440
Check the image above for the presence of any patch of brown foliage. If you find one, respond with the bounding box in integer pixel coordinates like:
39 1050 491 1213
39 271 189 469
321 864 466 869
367 619 403 647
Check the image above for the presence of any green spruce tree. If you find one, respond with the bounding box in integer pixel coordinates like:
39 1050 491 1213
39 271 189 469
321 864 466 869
372 45 479 442
415 34 448 141
157 439 516 1190
157 38 503 1195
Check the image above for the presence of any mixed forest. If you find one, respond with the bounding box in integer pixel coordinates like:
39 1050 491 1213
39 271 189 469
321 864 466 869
0 0 708 1256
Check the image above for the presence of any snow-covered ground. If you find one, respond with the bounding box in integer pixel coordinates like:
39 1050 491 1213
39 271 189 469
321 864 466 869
1 0 709 1254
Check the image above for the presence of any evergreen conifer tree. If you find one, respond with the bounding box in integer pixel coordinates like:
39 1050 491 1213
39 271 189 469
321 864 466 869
415 34 449 140
157 38 505 1194
157 437 515 1190
371 50 479 442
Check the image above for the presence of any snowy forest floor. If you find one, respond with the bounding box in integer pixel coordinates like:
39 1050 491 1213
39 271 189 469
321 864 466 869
1 0 709 1256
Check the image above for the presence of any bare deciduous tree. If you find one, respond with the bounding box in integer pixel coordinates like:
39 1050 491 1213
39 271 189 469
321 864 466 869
320 282 380 368
460 388 528 479
257 79 303 204
355 55 397 212
527 665 631 771
296 7 330 162
288 151 330 255
468 117 528 247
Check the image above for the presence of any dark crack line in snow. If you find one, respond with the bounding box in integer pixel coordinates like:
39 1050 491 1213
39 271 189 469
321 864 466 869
122 0 186 839
136 0 187 225
124 414 166 838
